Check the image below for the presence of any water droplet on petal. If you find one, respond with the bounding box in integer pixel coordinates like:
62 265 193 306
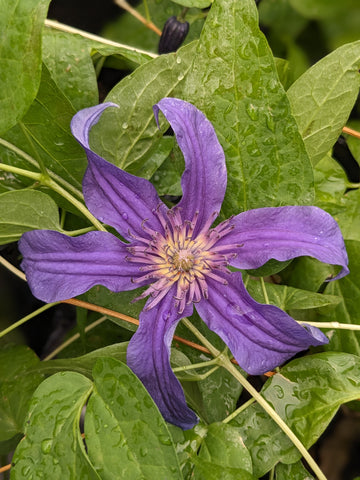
122 212 128 220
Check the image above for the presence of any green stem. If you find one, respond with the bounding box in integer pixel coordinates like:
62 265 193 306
176 366 220 382
260 277 270 304
298 321 360 331
142 0 151 22
172 357 219 373
63 226 95 236
44 19 157 58
0 137 83 200
223 397 256 424
0 256 26 281
0 303 59 339
0 162 106 231
43 315 108 361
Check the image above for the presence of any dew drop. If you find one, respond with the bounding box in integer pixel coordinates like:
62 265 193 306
140 446 148 457
122 122 128 129
162 311 171 321
41 438 53 454
176 57 182 64
158 434 172 446
245 103 259 121
21 466 31 477
177 73 184 81
122 212 128 220
273 384 284 399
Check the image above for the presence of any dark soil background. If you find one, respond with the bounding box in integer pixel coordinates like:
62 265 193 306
1 1 360 479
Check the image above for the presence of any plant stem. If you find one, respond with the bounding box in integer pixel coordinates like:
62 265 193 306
172 357 219 373
44 19 158 57
260 276 270 304
223 397 256 424
43 316 108 361
298 321 360 331
0 303 59 339
0 162 106 231
0 256 26 281
113 0 162 36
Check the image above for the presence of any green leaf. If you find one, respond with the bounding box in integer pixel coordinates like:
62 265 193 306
232 352 360 477
29 342 129 378
1 64 87 196
11 372 99 479
289 0 359 19
183 0 314 215
85 357 183 479
91 42 196 176
0 345 43 443
275 460 314 480
319 240 360 356
171 0 212 8
42 29 99 111
196 423 253 474
0 190 61 245
287 41 360 165
193 459 255 480
0 0 51 134
245 277 341 312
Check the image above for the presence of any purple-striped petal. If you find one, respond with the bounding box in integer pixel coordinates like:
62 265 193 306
19 230 144 303
218 206 349 280
195 271 328 375
127 288 197 429
154 98 227 234
71 104 167 241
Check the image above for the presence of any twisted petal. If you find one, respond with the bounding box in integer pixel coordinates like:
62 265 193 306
71 103 167 241
196 271 328 375
219 206 349 279
154 98 227 233
19 230 144 303
127 288 197 429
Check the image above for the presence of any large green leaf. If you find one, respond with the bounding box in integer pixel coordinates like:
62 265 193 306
182 0 314 215
319 240 360 356
0 190 61 245
11 372 99 479
0 345 43 443
275 460 314 480
1 64 87 196
91 42 196 176
287 41 360 165
232 352 360 477
85 357 183 479
0 0 51 134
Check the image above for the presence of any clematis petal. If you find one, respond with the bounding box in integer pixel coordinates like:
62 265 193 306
127 288 198 429
71 103 167 241
153 98 227 234
19 230 145 303
196 271 328 375
218 206 348 279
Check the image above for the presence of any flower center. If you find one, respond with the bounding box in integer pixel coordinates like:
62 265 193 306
126 206 238 313
172 250 194 272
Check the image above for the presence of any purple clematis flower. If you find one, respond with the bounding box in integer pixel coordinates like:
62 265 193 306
19 98 349 430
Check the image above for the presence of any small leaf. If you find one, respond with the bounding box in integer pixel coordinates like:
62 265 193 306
85 357 183 479
0 190 61 245
0 0 51 134
11 372 99 479
287 40 360 165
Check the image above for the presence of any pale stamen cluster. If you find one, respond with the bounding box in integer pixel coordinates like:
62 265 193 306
126 207 239 313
